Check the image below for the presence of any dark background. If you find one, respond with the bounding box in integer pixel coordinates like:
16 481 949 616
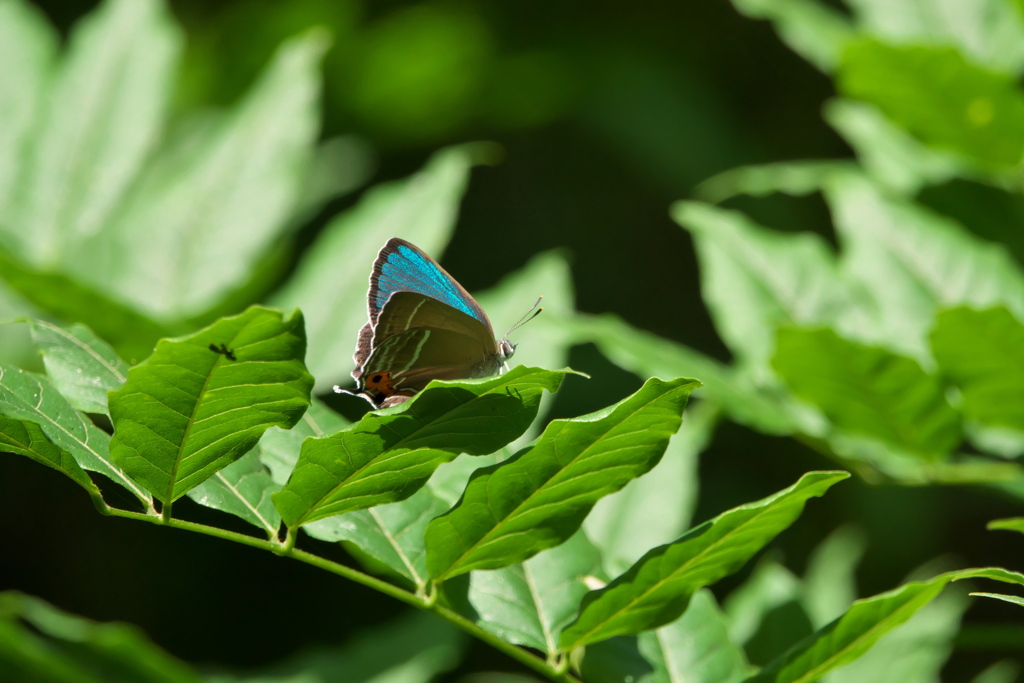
2 1 1021 680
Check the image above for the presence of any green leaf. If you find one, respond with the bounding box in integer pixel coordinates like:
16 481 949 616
824 589 968 683
186 450 282 537
823 99 964 196
559 471 848 649
71 30 327 321
0 245 174 364
0 363 149 506
0 415 98 494
0 0 57 219
844 0 1024 76
584 400 718 575
746 568 1024 683
468 531 604 655
728 0 854 72
838 41 1024 169
988 517 1024 534
971 661 1022 683
574 313 808 436
29 320 128 414
273 366 569 528
772 328 961 461
637 589 751 683
109 306 312 504
673 201 851 376
931 307 1024 430
724 559 805 648
824 171 1024 361
259 397 349 486
8 0 182 266
271 144 488 391
970 592 1024 608
695 160 852 204
801 525 866 628
305 484 448 590
0 591 203 683
424 377 699 581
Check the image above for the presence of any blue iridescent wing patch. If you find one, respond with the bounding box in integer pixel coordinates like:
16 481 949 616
367 238 491 329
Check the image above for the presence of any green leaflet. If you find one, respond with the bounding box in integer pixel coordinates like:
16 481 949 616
773 328 961 461
468 531 605 656
746 568 1024 683
838 41 1024 169
29 320 128 415
259 397 349 485
186 450 282 537
424 376 699 581
931 307 1024 430
0 363 148 505
559 471 849 649
109 306 313 504
0 415 97 495
5 0 182 268
273 366 569 528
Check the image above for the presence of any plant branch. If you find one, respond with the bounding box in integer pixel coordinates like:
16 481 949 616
101 505 582 683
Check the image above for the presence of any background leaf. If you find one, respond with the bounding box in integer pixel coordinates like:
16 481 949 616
560 471 848 649
186 450 282 537
425 377 699 581
109 306 312 504
931 306 1024 430
273 366 569 528
7 0 182 267
772 328 961 461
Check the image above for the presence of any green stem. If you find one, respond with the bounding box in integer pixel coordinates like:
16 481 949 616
102 507 581 683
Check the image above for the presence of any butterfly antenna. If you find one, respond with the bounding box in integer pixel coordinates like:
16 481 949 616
504 296 544 339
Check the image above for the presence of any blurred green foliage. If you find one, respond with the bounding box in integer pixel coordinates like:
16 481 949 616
2 0 1024 681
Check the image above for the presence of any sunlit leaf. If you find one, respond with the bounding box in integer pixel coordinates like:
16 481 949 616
186 450 282 537
844 0 1024 76
0 415 98 495
468 531 603 655
988 517 1024 534
306 484 448 590
274 367 569 528
823 99 964 195
773 328 961 461
673 201 851 376
746 568 1024 683
825 172 1024 361
560 471 848 649
801 525 866 628
0 246 173 364
0 363 148 505
0 591 202 683
29 320 127 415
574 313 808 436
931 307 1024 430
637 589 751 683
259 397 348 486
723 558 805 648
970 592 1024 608
8 0 181 266
0 0 57 219
425 377 699 581
271 144 489 391
695 160 851 204
838 41 1024 169
584 400 718 575
74 30 326 321
109 306 312 504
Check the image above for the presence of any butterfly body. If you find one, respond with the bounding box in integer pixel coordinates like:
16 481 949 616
346 238 515 408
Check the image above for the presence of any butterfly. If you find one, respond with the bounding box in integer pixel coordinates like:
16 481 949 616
338 237 541 409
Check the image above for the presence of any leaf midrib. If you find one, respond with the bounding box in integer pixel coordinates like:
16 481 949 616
438 385 683 578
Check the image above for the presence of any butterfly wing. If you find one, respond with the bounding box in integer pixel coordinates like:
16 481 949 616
366 238 492 330
356 292 501 400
